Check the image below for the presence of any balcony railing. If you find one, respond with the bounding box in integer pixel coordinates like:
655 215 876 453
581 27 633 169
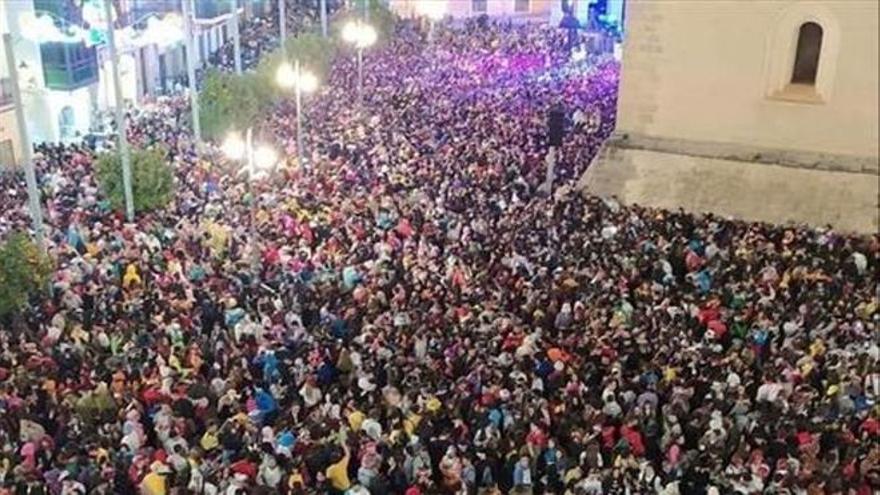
40 42 99 91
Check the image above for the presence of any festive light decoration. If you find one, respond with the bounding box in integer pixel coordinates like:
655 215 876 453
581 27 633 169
131 15 185 48
19 12 83 44
18 10 182 49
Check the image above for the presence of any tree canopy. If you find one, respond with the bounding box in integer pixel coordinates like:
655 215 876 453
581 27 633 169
95 147 175 214
199 69 275 141
0 233 53 317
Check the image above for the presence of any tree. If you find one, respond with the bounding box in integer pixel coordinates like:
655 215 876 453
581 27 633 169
285 32 339 77
199 69 273 141
0 233 53 317
96 147 174 213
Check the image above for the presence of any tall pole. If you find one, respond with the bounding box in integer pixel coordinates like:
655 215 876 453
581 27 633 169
320 0 327 37
244 127 259 272
183 0 201 141
103 0 136 222
356 48 363 108
3 34 45 250
294 59 304 167
231 0 243 74
279 0 287 50
364 0 370 22
246 127 254 181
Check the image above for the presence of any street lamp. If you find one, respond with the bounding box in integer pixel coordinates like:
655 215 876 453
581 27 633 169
182 0 201 142
102 0 136 222
342 21 376 108
276 61 318 167
222 129 278 181
417 0 445 42
222 129 277 270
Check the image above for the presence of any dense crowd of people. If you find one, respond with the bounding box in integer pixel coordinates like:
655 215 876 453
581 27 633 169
209 0 342 73
0 6 878 495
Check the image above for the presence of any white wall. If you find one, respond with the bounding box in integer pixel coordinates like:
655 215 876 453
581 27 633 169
617 0 879 159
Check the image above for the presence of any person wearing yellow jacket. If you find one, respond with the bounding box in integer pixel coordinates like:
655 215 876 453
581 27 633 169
140 461 171 495
123 263 141 288
325 443 351 492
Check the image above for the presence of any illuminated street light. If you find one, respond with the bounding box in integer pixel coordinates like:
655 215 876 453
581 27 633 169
275 62 297 90
342 21 377 49
277 61 320 167
342 21 377 107
222 128 277 180
223 127 276 271
221 132 246 161
297 72 319 93
253 146 278 170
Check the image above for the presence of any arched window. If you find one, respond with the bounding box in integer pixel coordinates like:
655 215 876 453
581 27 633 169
791 22 823 85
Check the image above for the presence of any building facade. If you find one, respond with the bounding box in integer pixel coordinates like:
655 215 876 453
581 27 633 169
583 0 879 233
0 0 251 167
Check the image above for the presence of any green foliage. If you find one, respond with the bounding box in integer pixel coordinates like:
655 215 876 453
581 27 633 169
75 384 117 425
285 32 339 79
0 233 53 317
199 69 273 141
96 147 174 213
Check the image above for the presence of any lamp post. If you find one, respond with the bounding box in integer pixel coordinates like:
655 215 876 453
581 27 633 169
279 0 287 49
182 0 201 141
276 61 319 168
102 0 136 222
342 21 376 108
2 33 45 250
320 0 328 37
231 0 243 74
222 129 277 270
